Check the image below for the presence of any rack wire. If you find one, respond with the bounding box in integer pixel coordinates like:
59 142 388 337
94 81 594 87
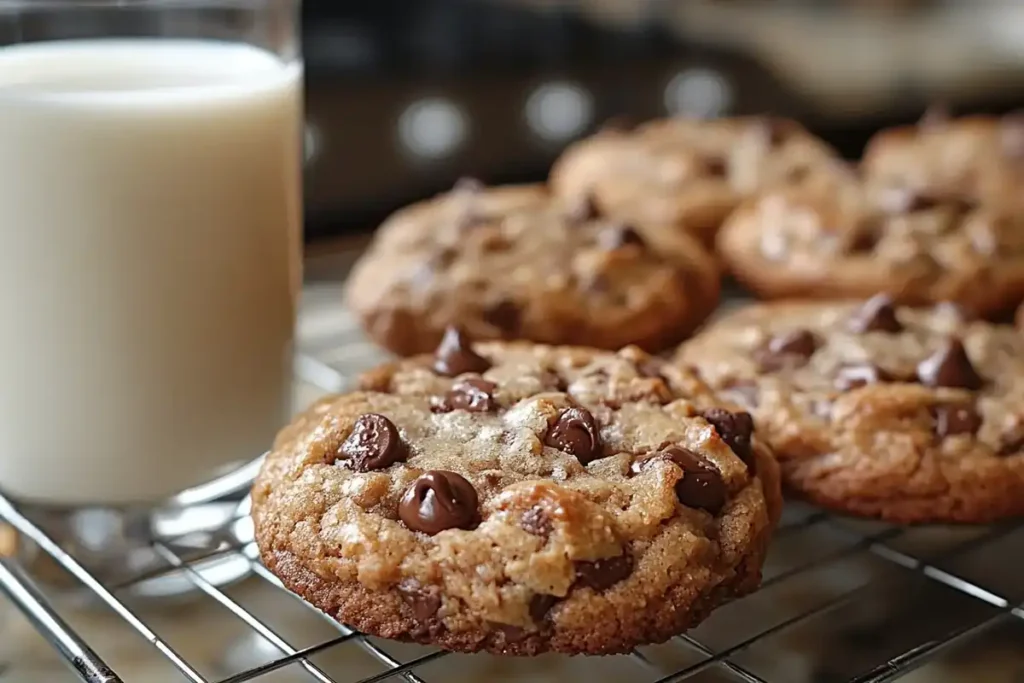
1 291 1023 683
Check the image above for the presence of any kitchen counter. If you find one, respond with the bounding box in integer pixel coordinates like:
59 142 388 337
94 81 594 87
2 241 1023 683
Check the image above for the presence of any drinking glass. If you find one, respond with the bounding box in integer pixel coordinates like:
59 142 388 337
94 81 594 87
0 0 302 593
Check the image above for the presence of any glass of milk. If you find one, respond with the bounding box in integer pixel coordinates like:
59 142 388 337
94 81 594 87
0 0 302 590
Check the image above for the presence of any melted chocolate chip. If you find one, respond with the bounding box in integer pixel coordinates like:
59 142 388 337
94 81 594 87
529 594 559 622
701 408 755 468
703 156 728 177
544 407 603 464
877 187 945 215
848 294 903 333
636 356 666 379
634 446 727 514
396 579 442 620
752 117 792 146
575 554 633 591
931 403 982 437
453 176 484 194
567 194 600 222
399 471 479 535
432 377 498 414
432 326 491 377
492 623 529 643
599 225 646 251
835 363 895 391
338 414 407 472
520 506 553 538
756 329 820 371
916 338 984 390
483 300 522 335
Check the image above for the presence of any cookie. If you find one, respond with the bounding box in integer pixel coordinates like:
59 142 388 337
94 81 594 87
253 337 781 655
716 173 1024 316
549 116 841 244
345 183 721 356
675 297 1024 523
862 110 1024 206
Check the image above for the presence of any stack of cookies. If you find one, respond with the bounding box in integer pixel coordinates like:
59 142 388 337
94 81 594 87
252 110 1024 657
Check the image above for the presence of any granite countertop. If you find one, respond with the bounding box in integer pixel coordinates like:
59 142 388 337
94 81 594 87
1 242 1023 683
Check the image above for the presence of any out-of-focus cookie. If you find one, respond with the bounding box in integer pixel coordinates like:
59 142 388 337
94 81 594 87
549 116 841 244
862 110 1024 206
676 297 1024 523
345 182 721 356
253 339 781 655
716 174 1024 316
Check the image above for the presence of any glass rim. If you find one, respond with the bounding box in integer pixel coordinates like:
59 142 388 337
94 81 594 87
0 0 294 9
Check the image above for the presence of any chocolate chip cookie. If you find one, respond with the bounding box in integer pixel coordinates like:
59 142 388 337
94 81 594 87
862 110 1024 207
549 116 841 244
716 173 1024 316
253 335 782 655
675 297 1024 523
345 183 721 356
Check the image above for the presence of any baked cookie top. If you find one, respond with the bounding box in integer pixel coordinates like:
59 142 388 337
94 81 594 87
675 297 1024 523
345 183 720 356
549 116 840 243
253 338 781 655
716 174 1024 315
862 112 1024 206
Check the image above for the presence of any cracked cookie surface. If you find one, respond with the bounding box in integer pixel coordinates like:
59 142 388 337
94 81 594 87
716 173 1024 316
345 183 720 356
253 337 781 655
549 116 840 245
675 297 1024 523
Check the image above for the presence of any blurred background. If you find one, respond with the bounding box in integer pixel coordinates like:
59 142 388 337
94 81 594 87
302 0 1024 240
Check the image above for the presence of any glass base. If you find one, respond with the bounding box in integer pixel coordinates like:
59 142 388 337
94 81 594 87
3 458 262 602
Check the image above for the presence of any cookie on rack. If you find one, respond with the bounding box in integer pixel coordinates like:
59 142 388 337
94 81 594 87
715 173 1024 316
675 296 1024 523
549 116 841 244
345 182 721 357
862 110 1024 207
253 334 782 655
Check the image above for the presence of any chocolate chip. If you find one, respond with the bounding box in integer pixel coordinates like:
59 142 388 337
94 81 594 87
539 369 568 392
701 408 755 468
599 225 646 251
567 194 600 222
931 403 982 437
998 425 1024 456
520 506 553 538
396 579 442 620
482 300 522 335
633 446 727 514
432 326 491 377
575 554 633 591
756 329 820 371
453 176 484 194
835 363 895 391
432 377 498 414
338 414 407 472
919 103 950 130
529 594 559 622
877 187 941 214
916 338 984 390
703 156 728 177
544 407 603 464
848 294 903 333
399 471 479 535
752 117 792 146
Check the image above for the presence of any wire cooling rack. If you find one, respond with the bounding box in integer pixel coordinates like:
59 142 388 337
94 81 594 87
1 285 1023 683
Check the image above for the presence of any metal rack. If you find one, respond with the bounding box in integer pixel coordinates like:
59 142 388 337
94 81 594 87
1 300 1023 683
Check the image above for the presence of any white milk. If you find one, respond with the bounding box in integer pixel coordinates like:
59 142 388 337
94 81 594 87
0 40 302 505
